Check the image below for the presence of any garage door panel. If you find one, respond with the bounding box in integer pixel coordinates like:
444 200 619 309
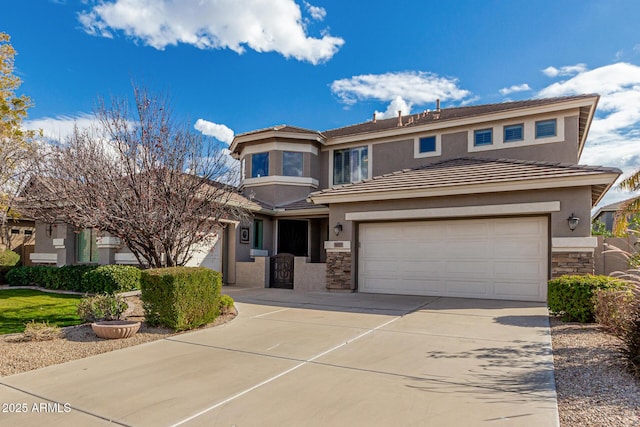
358 217 548 302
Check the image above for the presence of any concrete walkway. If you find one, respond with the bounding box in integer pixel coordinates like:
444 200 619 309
0 288 558 426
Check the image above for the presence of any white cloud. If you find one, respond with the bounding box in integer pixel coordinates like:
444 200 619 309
304 1 326 21
541 63 587 78
538 62 640 208
78 0 344 65
23 113 98 142
331 71 471 117
499 83 531 96
374 96 412 119
194 119 234 145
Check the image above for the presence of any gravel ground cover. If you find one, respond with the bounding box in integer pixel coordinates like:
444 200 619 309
550 317 640 426
0 294 638 426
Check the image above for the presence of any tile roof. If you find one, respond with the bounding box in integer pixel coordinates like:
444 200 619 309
235 124 321 138
321 94 598 139
276 198 326 211
310 157 621 205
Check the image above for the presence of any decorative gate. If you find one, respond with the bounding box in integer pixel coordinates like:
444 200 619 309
270 253 294 289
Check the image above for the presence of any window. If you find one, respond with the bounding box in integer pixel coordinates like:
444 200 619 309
283 151 303 177
504 124 523 142
77 228 99 264
418 136 437 153
536 119 556 138
333 146 368 185
253 219 263 249
251 152 269 178
10 229 19 234
474 129 493 146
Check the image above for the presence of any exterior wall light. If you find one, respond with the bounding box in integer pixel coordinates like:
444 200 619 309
567 213 580 231
334 222 343 236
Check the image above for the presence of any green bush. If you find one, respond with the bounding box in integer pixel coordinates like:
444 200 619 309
219 294 235 315
81 265 141 294
0 249 20 266
141 267 221 331
548 275 629 323
77 294 129 322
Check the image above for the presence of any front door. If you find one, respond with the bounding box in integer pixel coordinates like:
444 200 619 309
277 220 308 256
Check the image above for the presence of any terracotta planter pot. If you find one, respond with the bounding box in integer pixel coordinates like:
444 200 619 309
91 321 141 339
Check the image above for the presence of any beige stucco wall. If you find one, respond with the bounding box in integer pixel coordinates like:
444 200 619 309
235 256 269 288
327 186 593 242
594 235 639 275
293 257 326 291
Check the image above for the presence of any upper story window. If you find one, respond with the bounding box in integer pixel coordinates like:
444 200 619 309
77 228 99 264
535 119 557 138
334 146 368 185
504 124 524 142
251 152 269 178
418 136 437 153
283 151 303 177
474 129 493 146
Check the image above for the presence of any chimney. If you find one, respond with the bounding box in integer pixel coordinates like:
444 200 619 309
397 110 403 127
436 98 441 111
372 112 377 123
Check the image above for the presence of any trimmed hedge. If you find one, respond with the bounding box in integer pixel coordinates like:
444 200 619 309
0 250 20 285
548 274 629 323
141 267 222 331
81 265 141 294
6 265 141 294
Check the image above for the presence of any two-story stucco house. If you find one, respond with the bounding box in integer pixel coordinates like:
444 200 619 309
29 94 620 303
227 94 620 302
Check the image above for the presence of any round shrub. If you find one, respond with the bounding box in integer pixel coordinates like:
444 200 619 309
548 275 629 323
77 294 129 323
81 265 142 294
594 287 637 337
0 249 20 266
219 294 235 315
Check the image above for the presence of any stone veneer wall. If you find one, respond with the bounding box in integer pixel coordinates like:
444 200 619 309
551 251 595 278
326 251 352 290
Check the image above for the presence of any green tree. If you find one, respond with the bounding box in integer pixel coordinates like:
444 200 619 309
614 172 640 235
0 32 39 248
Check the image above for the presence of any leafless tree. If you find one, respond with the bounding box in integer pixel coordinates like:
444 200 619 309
26 86 248 267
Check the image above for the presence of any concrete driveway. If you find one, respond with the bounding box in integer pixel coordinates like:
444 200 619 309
0 288 558 427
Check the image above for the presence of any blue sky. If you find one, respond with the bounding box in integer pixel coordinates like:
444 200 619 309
3 0 640 207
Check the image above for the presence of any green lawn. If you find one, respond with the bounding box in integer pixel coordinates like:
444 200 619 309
0 289 83 334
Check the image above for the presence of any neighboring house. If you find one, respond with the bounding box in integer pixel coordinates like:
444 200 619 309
592 198 638 232
2 216 35 266
29 94 621 303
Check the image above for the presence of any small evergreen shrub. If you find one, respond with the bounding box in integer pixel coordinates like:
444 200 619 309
594 287 637 337
0 249 20 266
23 321 62 341
219 294 235 315
141 267 221 331
548 275 628 323
77 294 129 323
81 265 141 294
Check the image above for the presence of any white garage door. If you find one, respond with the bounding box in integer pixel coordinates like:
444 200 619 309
358 217 548 302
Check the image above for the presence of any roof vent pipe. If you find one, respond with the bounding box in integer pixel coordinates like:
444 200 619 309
397 110 403 127
436 98 441 111
373 112 377 123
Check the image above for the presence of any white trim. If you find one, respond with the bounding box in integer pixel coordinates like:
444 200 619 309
312 173 619 204
552 237 598 252
413 134 442 158
29 253 57 264
114 253 139 265
328 144 373 187
96 236 121 249
250 249 269 257
243 176 319 188
324 240 351 253
324 99 595 146
52 238 65 249
241 141 318 156
468 114 566 153
345 201 561 222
